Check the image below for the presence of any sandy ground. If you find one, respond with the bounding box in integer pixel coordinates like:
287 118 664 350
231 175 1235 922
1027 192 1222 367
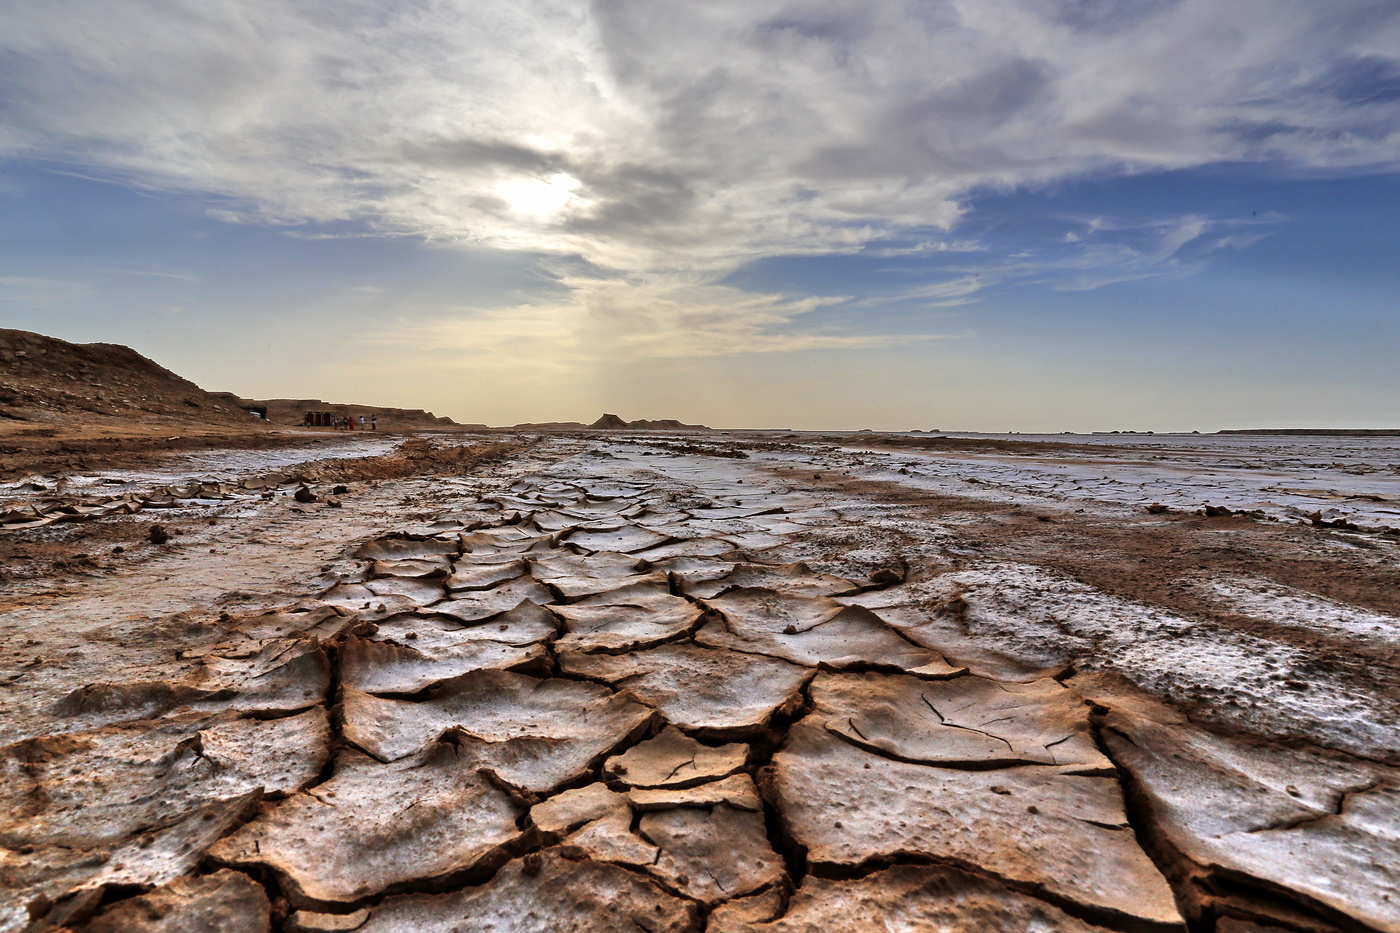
2 429 1397 932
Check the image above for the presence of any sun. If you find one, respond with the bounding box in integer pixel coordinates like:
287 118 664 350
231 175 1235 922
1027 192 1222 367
497 173 583 221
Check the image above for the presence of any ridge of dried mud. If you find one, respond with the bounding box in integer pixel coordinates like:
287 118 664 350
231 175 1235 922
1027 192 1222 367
2 431 1397 933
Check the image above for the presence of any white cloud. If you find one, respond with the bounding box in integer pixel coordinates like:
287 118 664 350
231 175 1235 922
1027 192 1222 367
1 0 1395 354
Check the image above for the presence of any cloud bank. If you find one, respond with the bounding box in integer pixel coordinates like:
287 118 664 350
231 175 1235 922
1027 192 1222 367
3 0 1398 355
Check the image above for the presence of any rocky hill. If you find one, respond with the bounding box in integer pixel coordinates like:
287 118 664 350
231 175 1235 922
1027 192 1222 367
0 329 255 427
0 329 704 438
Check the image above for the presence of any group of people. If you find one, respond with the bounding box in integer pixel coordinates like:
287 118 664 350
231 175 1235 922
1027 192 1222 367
335 414 375 431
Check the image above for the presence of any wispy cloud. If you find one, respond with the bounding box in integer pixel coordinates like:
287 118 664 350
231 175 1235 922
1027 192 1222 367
878 275 990 308
377 269 957 370
0 275 97 305
1043 213 1281 290
860 210 1284 302
867 239 986 257
94 268 200 282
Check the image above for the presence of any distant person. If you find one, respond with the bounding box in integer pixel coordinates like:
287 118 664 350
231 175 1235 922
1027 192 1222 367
371 414 377 431
359 415 366 430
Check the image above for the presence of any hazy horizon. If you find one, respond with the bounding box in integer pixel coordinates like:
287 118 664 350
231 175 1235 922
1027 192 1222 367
2 1 1398 433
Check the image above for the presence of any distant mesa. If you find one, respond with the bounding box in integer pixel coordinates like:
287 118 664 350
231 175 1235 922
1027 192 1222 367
509 413 710 432
591 413 629 430
620 416 711 431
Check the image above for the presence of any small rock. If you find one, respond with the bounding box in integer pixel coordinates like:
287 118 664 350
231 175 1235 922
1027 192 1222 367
287 908 370 932
148 525 170 545
294 486 318 503
1145 503 1170 514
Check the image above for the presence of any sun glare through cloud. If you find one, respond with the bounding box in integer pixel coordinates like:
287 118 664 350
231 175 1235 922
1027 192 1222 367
497 173 585 221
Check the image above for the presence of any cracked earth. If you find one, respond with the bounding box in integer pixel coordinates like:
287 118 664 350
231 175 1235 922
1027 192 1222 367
2 432 1398 932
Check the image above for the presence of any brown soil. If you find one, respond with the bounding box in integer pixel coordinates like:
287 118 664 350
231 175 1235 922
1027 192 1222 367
0 423 323 481
773 469 1400 616
294 437 535 483
768 468 1400 706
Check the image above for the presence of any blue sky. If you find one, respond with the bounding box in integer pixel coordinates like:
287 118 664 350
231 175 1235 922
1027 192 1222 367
2 1 1398 431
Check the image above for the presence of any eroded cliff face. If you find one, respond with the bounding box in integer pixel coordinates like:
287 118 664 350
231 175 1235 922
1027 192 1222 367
3 434 1397 933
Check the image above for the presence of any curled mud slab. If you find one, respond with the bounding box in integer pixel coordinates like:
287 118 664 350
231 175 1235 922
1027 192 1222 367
707 864 1120 933
766 719 1182 929
210 744 525 909
4 431 1399 932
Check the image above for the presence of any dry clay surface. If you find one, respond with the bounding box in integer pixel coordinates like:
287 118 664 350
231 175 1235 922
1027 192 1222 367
2 434 1399 932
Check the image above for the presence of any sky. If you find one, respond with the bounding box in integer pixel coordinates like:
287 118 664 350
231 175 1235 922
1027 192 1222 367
1 0 1398 432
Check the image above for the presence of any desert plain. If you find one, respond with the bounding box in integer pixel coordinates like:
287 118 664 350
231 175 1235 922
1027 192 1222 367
2 335 1399 933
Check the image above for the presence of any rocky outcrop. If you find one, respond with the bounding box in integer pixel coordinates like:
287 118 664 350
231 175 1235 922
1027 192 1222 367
0 328 254 426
